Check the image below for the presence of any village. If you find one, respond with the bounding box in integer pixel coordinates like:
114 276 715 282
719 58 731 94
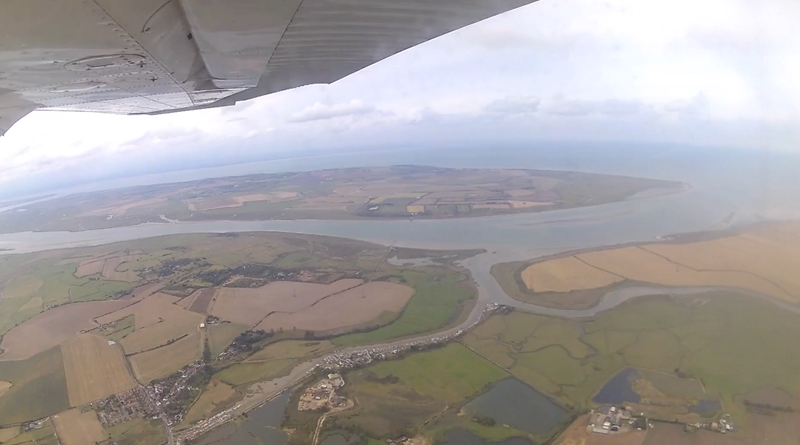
321 303 504 369
94 359 208 427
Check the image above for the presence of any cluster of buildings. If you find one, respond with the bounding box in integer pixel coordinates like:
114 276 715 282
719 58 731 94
145 360 208 425
298 373 349 412
686 414 734 434
322 303 503 370
95 387 157 426
22 418 47 432
588 406 636 435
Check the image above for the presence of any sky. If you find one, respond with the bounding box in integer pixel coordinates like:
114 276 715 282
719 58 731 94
0 0 798 197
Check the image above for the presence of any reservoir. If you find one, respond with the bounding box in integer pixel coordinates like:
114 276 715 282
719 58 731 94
463 378 568 436
592 368 641 405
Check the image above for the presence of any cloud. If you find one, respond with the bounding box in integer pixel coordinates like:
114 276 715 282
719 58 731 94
484 96 540 114
664 92 709 116
286 100 375 123
546 98 646 117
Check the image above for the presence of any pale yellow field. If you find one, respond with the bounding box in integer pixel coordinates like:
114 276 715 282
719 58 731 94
406 205 425 213
61 334 137 406
186 192 299 211
0 426 19 443
176 289 201 309
520 256 623 293
98 293 204 354
129 332 202 382
53 408 108 445
179 379 236 428
0 274 43 299
0 380 11 398
209 279 363 326
18 296 42 311
256 282 414 332
519 223 800 304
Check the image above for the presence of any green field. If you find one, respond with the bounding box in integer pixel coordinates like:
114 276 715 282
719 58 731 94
245 340 335 363
290 343 508 442
214 358 297 387
334 271 474 346
463 292 800 424
96 314 135 342
5 418 57 445
206 323 249 357
370 344 507 404
0 346 70 425
105 416 167 445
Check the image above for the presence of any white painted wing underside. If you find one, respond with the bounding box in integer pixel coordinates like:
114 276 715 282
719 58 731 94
0 0 535 135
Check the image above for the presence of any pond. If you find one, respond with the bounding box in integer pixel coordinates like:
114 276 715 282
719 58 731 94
441 430 532 445
462 378 568 436
193 391 291 445
592 368 642 404
689 399 722 415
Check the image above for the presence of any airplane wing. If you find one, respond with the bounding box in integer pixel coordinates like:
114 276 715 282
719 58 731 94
0 0 535 135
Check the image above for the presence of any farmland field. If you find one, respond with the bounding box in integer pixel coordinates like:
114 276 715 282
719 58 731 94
178 379 237 429
209 279 363 327
245 340 335 362
214 358 297 387
0 299 133 361
206 323 249 356
464 291 800 425
105 416 167 445
0 346 70 425
496 223 800 308
53 408 108 445
0 426 18 443
370 344 507 404
520 257 623 293
255 281 414 333
112 296 204 355
4 417 57 445
334 271 474 346
61 334 136 406
129 332 202 382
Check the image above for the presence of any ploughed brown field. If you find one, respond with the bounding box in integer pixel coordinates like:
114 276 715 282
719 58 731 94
0 299 134 361
516 223 800 304
208 279 364 326
256 281 414 332
61 334 136 406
